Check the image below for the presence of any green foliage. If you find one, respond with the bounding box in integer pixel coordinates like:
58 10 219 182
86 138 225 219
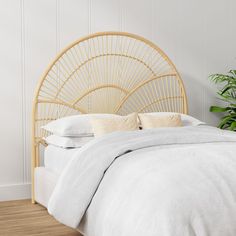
209 70 236 131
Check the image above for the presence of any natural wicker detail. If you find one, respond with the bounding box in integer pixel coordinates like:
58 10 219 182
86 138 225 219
31 32 188 203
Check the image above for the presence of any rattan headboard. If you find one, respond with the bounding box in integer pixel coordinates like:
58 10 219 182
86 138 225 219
31 31 187 202
31 32 187 200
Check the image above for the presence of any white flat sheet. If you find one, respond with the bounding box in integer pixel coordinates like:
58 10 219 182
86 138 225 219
44 145 79 175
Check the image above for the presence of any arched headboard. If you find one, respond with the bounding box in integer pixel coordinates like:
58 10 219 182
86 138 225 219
31 31 187 202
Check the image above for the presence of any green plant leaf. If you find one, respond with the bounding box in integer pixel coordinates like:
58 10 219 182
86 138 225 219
218 114 236 129
220 85 236 95
209 74 235 84
209 70 236 130
222 111 236 117
230 121 236 131
210 106 228 113
229 70 236 77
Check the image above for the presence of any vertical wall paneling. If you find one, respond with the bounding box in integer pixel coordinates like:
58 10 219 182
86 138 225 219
203 0 232 125
0 0 236 200
20 0 26 183
56 0 60 53
91 0 120 32
59 0 88 49
0 0 23 186
24 0 57 183
88 0 92 34
228 0 236 70
176 0 206 121
118 0 123 31
123 0 153 39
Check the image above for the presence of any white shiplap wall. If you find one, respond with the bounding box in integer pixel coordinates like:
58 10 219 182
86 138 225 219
0 0 235 200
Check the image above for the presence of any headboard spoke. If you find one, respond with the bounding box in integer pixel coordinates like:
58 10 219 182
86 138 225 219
32 31 188 146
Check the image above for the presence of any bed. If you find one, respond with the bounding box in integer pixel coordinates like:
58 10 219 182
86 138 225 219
32 32 236 236
32 31 188 204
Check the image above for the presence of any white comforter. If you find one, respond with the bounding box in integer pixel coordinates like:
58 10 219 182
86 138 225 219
48 126 236 236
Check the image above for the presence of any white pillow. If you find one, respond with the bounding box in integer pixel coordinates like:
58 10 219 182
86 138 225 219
44 135 93 148
140 112 205 126
42 114 120 137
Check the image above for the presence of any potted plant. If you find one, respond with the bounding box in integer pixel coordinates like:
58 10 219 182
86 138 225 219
209 70 236 131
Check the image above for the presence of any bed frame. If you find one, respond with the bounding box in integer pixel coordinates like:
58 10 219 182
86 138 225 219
32 31 188 203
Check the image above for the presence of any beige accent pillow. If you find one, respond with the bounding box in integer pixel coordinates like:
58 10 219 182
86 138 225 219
90 113 139 137
139 113 182 129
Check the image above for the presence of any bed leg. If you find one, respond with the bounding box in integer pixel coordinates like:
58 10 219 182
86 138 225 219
31 142 36 204
31 171 36 204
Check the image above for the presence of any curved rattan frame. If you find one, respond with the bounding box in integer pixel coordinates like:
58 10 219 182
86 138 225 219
31 31 188 203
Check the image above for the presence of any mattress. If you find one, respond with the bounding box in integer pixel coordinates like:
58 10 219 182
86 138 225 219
44 145 79 175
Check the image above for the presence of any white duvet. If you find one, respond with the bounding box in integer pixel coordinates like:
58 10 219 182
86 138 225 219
48 126 236 236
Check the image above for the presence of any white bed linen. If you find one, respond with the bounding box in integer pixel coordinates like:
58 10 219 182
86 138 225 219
35 167 59 207
48 126 236 236
44 145 80 174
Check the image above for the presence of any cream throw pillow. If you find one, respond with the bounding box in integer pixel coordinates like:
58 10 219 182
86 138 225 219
90 113 139 137
139 113 182 129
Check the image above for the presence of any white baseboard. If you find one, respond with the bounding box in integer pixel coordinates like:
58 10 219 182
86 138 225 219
0 183 31 201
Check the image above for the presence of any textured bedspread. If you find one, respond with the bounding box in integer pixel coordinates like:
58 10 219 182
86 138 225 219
48 126 236 236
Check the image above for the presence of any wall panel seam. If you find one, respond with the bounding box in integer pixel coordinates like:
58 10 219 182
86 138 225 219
20 0 26 184
56 0 61 53
119 0 123 32
88 0 92 34
151 0 154 42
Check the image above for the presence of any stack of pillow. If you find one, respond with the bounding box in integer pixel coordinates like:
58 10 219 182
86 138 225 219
42 114 118 148
42 112 204 149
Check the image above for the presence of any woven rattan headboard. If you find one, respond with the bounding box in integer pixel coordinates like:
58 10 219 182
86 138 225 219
32 31 187 141
31 32 187 202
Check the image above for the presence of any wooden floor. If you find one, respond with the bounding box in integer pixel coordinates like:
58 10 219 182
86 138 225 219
0 200 82 236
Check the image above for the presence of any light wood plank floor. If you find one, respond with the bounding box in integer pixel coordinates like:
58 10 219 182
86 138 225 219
0 200 82 236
